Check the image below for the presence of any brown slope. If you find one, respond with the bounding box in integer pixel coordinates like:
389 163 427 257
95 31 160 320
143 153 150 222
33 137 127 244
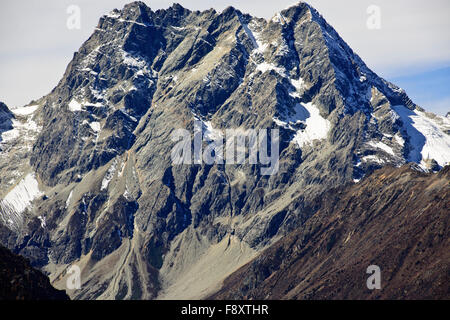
0 244 69 300
210 165 450 300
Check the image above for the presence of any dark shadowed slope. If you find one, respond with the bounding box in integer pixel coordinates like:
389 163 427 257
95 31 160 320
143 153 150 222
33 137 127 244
211 165 450 300
0 244 69 300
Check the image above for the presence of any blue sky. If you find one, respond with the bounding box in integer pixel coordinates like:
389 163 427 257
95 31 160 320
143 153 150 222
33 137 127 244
0 0 449 115
391 67 450 116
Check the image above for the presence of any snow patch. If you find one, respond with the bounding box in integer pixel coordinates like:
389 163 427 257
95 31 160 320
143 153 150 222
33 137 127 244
171 26 186 31
121 50 157 78
91 88 105 101
361 155 385 164
247 21 268 55
393 105 450 167
1 173 43 214
291 78 305 91
12 105 39 116
38 215 46 228
192 113 223 142
101 161 117 191
123 185 132 200
0 124 20 143
203 120 223 142
394 134 405 147
89 121 101 132
291 102 330 148
255 62 287 77
366 141 395 156
68 99 83 112
289 78 306 98
123 51 146 68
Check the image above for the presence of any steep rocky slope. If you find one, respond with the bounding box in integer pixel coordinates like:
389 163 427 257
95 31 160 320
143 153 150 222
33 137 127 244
0 2 449 299
211 165 450 300
0 244 69 300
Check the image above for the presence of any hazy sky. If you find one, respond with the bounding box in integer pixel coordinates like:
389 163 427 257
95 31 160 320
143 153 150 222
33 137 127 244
1 0 449 115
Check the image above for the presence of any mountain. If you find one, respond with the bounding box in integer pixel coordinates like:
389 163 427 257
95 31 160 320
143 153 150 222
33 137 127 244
0 244 69 300
210 165 450 299
0 102 14 146
0 2 449 299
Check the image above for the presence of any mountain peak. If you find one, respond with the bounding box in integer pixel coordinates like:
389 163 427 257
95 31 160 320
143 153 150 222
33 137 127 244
220 5 242 19
1 1 449 301
123 0 148 10
0 101 10 113
162 2 192 15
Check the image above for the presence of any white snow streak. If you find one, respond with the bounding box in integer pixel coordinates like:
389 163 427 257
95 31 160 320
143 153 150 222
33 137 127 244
366 141 395 156
66 190 74 208
38 215 46 228
393 105 450 167
1 173 43 214
68 99 83 112
101 161 117 191
291 102 330 148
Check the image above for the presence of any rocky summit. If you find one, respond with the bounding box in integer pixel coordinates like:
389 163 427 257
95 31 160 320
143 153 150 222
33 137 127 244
0 2 449 300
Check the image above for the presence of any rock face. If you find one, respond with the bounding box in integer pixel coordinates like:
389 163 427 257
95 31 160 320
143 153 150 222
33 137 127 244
0 101 15 153
210 165 450 300
0 244 69 300
0 2 449 299
0 102 14 133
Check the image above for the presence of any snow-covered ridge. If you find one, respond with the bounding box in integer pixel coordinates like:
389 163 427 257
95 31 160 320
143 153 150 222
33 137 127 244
393 105 450 168
0 103 41 157
12 105 39 116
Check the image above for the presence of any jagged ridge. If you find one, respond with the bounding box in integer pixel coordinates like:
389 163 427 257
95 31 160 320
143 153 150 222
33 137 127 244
0 2 448 300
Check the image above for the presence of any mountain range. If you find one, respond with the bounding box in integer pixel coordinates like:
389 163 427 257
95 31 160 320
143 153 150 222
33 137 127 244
0 1 448 299
0 244 69 300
